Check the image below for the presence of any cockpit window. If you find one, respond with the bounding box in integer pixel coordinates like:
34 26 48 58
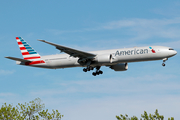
169 48 174 50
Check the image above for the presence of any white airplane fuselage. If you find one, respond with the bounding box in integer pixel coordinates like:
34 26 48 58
6 37 177 76
17 46 177 69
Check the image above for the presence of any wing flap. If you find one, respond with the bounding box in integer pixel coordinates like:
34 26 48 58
38 40 96 58
5 56 31 62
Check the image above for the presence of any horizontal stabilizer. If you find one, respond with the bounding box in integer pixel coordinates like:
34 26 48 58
5 56 31 62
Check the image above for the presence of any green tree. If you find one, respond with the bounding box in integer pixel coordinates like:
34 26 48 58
17 98 44 120
116 114 138 120
0 103 22 120
116 109 174 120
168 118 174 120
0 98 64 120
141 109 164 120
39 109 64 120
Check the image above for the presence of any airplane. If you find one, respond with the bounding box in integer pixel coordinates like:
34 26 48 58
5 37 177 76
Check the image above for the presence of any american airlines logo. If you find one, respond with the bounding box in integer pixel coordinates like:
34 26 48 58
115 48 149 56
149 47 156 53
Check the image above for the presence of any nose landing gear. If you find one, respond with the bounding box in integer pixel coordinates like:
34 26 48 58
162 63 165 66
162 58 168 67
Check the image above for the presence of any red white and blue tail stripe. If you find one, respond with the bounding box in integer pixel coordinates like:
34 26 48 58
16 37 45 65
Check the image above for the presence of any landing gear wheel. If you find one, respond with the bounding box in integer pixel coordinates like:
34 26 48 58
96 71 99 75
162 58 168 67
99 70 103 74
91 66 103 76
90 66 94 70
162 63 165 67
83 68 87 72
92 72 96 76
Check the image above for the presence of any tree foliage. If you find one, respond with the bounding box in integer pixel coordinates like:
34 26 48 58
116 109 174 120
17 98 44 119
39 109 63 120
0 103 22 120
0 98 63 120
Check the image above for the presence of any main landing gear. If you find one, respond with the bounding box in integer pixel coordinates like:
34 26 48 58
92 66 103 76
83 66 103 76
83 66 94 72
162 58 168 67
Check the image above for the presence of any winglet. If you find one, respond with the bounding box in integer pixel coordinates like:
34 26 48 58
37 39 46 42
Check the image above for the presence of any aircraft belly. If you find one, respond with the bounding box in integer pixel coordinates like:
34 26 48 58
115 53 164 63
46 58 80 68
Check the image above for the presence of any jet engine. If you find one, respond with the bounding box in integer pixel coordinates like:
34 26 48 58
109 63 128 71
94 54 112 63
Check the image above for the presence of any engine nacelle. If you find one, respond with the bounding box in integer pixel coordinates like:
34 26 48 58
110 63 128 71
94 54 111 63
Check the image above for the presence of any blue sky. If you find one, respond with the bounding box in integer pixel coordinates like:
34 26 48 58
0 0 180 120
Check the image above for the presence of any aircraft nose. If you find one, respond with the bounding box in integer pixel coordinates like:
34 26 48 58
171 49 177 56
174 50 177 55
168 48 177 57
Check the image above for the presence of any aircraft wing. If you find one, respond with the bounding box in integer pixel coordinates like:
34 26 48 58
5 56 31 62
38 40 96 58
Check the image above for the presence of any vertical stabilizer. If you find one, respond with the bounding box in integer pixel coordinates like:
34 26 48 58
16 37 45 65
